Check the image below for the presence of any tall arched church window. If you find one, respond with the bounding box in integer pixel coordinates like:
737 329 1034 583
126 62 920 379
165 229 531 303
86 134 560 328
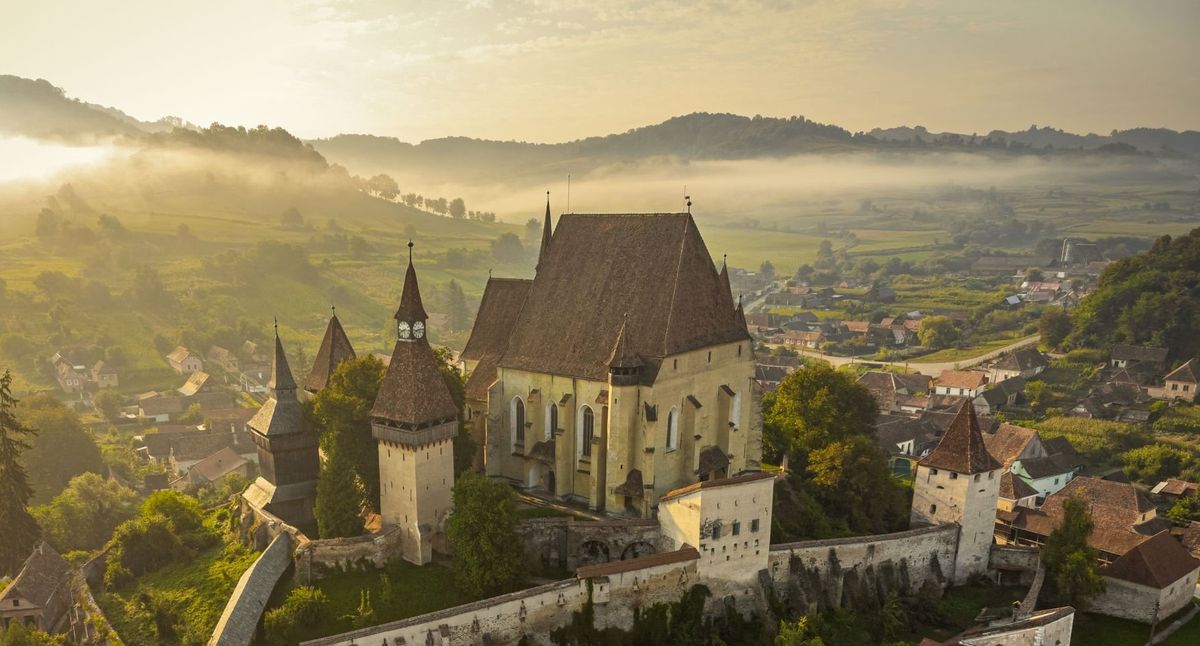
511 397 525 446
546 403 558 441
666 407 679 451
581 406 595 457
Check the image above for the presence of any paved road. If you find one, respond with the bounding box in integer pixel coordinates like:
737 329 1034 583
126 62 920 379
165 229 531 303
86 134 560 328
774 334 1041 376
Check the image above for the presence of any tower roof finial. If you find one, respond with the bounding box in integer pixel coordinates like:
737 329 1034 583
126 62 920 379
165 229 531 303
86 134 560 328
538 193 553 271
407 239 414 264
394 242 428 322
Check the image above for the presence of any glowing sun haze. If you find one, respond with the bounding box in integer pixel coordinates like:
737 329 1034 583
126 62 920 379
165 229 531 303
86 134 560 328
3 0 1197 142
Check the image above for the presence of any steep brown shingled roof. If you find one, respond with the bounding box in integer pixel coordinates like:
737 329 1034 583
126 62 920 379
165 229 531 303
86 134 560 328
1000 472 1038 500
1103 530 1200 588
250 331 303 437
305 312 356 392
919 401 1001 474
373 261 460 427
393 244 429 322
0 543 70 609
462 277 532 401
268 333 297 392
498 214 749 382
982 423 1039 468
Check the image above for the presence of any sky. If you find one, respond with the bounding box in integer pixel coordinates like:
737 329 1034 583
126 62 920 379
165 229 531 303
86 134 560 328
3 0 1198 143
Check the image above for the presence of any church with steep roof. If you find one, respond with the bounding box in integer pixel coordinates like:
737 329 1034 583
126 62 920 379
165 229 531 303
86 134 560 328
462 206 761 516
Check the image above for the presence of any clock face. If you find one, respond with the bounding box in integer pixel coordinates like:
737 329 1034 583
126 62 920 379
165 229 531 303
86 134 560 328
413 321 426 339
398 321 411 339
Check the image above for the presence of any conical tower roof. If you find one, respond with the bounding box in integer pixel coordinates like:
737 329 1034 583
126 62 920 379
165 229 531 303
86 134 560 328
268 326 297 392
733 296 748 330
537 194 552 271
305 309 357 393
919 400 1001 474
608 314 642 370
394 242 428 322
718 255 735 311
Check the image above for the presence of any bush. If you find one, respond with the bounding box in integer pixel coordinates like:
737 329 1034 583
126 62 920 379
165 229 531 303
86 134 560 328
105 514 189 588
1121 444 1195 484
1065 348 1105 364
262 587 331 646
141 490 204 533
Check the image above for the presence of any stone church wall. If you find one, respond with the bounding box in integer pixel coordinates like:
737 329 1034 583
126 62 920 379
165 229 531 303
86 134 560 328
766 524 960 616
301 555 701 646
516 517 662 574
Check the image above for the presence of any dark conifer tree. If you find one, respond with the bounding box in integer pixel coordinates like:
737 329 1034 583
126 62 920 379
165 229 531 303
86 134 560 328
0 370 41 574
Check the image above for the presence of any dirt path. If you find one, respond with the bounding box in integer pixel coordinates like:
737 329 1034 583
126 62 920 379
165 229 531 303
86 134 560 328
778 335 1041 376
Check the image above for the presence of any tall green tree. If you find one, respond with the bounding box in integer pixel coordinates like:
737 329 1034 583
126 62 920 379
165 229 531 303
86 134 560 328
445 280 470 332
18 395 104 503
1037 307 1072 348
764 364 877 464
1041 496 1104 604
312 356 386 512
0 371 41 575
315 447 362 539
917 316 958 349
446 472 522 597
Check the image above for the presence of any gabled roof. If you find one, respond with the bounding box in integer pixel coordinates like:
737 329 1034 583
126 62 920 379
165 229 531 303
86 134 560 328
1042 476 1155 530
935 370 988 390
141 428 255 461
249 332 303 437
858 371 932 410
1103 531 1200 588
189 446 248 483
166 346 194 364
1111 344 1168 364
498 214 749 382
305 313 356 392
0 543 70 609
918 401 1001 474
993 348 1048 372
1165 358 1199 384
981 424 1039 468
1014 454 1076 480
999 472 1038 500
178 371 211 397
462 277 532 401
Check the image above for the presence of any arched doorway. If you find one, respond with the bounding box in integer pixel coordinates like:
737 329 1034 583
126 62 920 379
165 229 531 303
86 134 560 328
546 470 556 494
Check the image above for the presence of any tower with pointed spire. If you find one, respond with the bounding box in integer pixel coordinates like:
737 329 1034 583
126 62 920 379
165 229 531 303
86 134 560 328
909 400 1002 584
243 323 320 527
537 192 553 272
304 306 356 397
371 243 459 565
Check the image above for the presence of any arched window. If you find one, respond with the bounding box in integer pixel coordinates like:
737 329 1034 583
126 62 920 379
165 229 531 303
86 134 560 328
546 403 558 441
666 407 679 451
580 406 595 457
729 392 741 427
511 397 525 446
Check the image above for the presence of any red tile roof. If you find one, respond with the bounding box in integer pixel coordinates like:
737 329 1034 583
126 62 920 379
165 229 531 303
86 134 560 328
919 401 1001 474
1103 531 1200 588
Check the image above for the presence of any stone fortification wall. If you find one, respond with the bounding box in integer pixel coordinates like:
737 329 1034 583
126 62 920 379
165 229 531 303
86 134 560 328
67 572 121 646
766 524 960 617
209 534 293 646
988 544 1040 585
516 517 661 574
301 553 701 646
238 498 403 584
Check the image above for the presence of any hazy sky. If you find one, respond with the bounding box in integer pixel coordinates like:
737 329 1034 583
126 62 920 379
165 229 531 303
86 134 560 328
4 0 1197 142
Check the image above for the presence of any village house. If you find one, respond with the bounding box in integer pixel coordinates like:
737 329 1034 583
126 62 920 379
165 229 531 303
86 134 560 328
136 393 185 423
1070 381 1151 420
207 345 240 372
1154 358 1198 402
49 351 118 393
971 377 1025 416
174 446 253 491
166 345 204 374
982 424 1083 505
463 211 760 517
989 348 1048 383
996 476 1172 563
90 360 118 389
139 427 257 476
1109 344 1169 371
934 370 989 399
1151 478 1199 502
1089 530 1200 624
858 370 932 414
0 543 72 633
176 371 235 410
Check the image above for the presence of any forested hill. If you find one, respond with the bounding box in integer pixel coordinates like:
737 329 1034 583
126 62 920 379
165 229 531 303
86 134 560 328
1071 228 1200 363
0 75 191 142
312 113 1200 184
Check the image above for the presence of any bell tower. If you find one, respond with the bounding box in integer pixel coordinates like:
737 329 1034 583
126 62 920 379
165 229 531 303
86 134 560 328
371 242 460 565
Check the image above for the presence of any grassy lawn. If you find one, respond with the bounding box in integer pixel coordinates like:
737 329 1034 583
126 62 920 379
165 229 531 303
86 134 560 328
915 336 1026 363
263 559 480 643
1161 609 1200 645
1070 612 1152 645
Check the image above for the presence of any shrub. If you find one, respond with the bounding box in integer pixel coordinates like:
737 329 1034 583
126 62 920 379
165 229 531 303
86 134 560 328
263 587 331 646
104 514 188 588
1065 348 1105 364
141 490 204 533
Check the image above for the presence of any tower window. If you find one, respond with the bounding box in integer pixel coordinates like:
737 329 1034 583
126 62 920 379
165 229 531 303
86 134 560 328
732 521 741 536
580 406 595 458
751 519 760 533
930 504 937 514
666 407 680 451
949 472 958 480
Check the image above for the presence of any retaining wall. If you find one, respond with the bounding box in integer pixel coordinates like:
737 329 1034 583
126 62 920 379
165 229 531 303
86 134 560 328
516 517 662 574
208 533 293 646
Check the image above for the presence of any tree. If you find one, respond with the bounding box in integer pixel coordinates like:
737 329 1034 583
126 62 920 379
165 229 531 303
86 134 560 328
366 174 399 200
92 391 123 422
133 265 168 305
0 621 66 646
315 447 362 539
917 316 958 349
449 197 466 219
491 234 525 265
32 473 138 553
34 209 59 240
760 260 776 280
445 280 470 332
312 356 386 512
281 207 304 228
141 490 204 533
19 397 104 504
1167 495 1200 525
764 364 878 463
446 472 522 597
0 371 40 575
1026 268 1045 282
1041 496 1104 604
1038 308 1072 348
104 513 188 588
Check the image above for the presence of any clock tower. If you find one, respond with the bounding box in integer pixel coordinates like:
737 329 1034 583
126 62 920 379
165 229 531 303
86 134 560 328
371 242 460 565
